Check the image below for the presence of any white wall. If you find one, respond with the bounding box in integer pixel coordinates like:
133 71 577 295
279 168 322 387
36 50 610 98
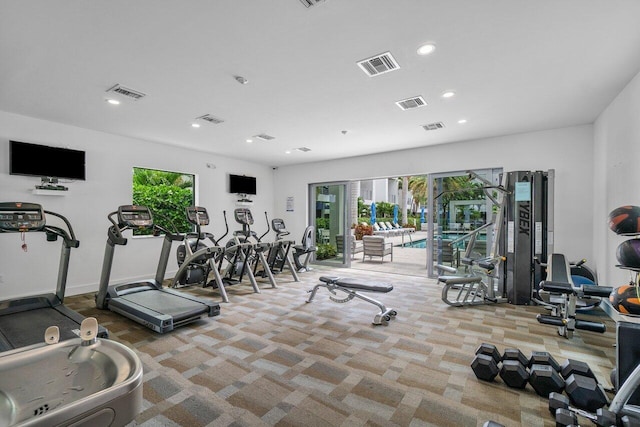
273 125 595 263
0 111 274 299
594 69 640 286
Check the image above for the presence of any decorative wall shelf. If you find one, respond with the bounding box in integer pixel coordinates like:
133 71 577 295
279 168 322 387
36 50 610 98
32 189 68 196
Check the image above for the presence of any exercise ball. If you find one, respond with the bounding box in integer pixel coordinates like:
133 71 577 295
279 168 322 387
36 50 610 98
616 239 640 269
610 284 640 315
608 205 640 235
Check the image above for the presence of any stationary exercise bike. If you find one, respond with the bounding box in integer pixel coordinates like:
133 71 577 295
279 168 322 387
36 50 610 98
271 218 316 272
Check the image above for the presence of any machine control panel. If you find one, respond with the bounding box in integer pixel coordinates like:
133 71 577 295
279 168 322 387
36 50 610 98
0 202 46 232
186 206 209 226
234 208 253 225
117 205 153 228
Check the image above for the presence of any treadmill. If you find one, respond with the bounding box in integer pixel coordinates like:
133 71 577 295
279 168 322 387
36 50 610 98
95 205 220 333
0 202 108 352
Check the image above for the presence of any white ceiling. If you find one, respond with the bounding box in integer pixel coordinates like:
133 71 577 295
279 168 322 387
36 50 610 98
2 0 640 167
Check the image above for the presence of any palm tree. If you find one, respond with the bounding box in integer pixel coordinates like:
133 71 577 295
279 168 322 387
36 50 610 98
435 175 483 226
408 175 428 213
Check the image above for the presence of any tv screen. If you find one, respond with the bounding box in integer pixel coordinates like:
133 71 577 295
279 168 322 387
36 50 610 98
10 140 86 180
229 174 256 195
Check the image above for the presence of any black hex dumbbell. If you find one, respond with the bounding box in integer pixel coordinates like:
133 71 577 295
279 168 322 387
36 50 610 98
561 359 596 380
500 348 529 389
529 363 565 397
565 373 608 412
529 351 561 372
549 392 617 427
471 343 501 382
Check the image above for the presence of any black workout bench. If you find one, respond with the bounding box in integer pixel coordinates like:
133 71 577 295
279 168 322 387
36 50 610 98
306 276 396 325
535 253 613 339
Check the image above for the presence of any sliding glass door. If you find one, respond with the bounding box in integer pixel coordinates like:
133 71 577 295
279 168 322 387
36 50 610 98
309 182 350 267
427 168 503 277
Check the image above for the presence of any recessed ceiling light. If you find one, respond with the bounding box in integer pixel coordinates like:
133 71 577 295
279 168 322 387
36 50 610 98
285 150 291 154
458 119 467 124
191 123 200 128
246 139 253 143
106 99 120 105
417 43 436 56
441 91 456 99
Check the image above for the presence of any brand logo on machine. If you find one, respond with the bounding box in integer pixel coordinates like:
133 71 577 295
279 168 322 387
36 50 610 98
519 202 530 236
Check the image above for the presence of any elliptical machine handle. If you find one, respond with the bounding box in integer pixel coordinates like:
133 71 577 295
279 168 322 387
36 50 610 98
215 210 229 246
257 211 271 242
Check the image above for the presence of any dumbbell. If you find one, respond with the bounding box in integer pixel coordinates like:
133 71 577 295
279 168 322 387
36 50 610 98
499 348 529 389
561 359 608 412
549 392 617 427
528 351 565 397
471 343 501 381
561 359 595 380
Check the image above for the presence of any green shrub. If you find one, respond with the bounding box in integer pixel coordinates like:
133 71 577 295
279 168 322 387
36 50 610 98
133 183 193 235
316 243 337 260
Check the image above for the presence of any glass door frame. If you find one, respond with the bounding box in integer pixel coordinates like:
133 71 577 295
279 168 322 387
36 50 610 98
426 168 503 278
308 181 352 268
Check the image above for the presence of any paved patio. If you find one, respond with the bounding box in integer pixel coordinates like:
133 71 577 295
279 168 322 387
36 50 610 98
347 231 433 277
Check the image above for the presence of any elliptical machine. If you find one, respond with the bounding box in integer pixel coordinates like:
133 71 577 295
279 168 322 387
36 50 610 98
262 216 299 282
174 206 223 289
172 207 260 302
231 208 277 289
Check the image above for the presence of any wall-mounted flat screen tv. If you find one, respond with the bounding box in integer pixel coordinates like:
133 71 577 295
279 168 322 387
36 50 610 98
10 140 86 180
229 174 256 195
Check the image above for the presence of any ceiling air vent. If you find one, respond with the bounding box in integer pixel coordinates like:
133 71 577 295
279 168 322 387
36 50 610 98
422 122 445 131
196 114 224 125
254 134 275 141
296 147 311 152
396 96 426 111
299 0 325 7
357 52 400 77
106 84 146 101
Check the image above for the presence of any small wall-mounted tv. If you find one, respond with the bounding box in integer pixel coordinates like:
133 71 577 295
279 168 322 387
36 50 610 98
229 174 256 195
9 140 86 180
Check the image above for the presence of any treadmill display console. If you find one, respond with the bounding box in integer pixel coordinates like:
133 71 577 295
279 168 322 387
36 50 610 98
0 202 46 231
186 206 209 226
117 205 153 228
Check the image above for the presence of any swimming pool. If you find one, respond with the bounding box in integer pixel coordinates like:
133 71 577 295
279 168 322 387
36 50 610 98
399 236 486 249
399 239 427 248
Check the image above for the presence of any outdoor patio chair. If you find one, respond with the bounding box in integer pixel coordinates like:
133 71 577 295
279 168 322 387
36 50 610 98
378 222 400 236
336 234 363 259
362 235 393 262
372 222 391 236
393 222 415 233
385 221 407 235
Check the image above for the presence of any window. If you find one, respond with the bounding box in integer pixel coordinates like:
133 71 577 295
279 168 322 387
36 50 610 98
132 167 195 236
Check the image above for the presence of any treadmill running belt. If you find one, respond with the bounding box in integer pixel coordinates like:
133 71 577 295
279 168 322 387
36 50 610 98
0 308 81 350
120 291 208 321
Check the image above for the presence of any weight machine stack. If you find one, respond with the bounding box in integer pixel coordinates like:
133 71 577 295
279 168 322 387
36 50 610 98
503 170 554 305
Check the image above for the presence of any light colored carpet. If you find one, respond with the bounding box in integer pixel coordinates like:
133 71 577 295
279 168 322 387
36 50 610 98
66 265 616 426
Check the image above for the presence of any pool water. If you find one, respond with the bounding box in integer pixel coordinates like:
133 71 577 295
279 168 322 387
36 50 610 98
400 236 487 249
400 239 427 248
